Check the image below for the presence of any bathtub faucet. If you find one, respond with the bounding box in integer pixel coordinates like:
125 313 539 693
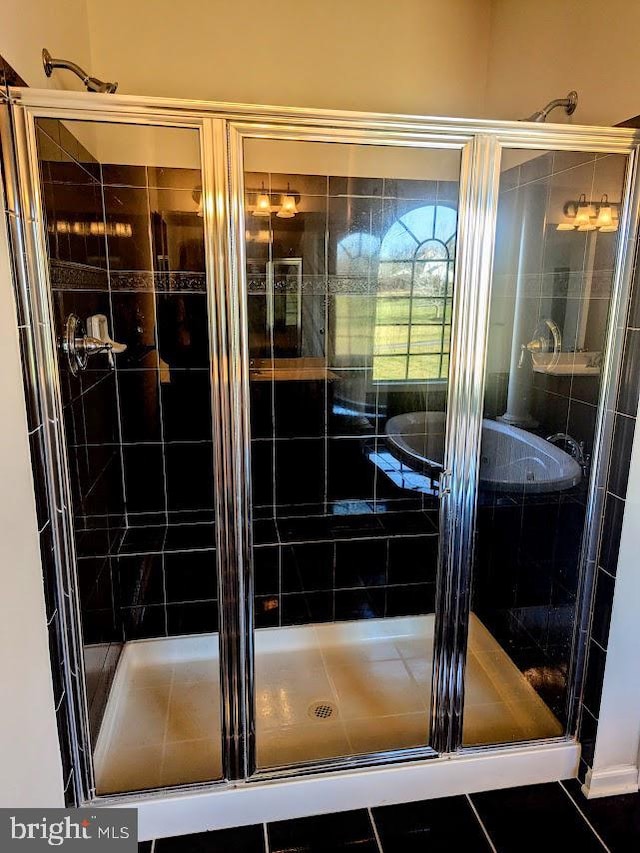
546 433 590 475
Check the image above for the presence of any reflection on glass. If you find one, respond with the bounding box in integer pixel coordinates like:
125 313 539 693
463 149 628 746
36 118 222 793
245 140 464 768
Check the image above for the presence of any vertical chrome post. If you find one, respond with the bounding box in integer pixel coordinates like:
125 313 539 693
202 119 254 779
431 134 501 754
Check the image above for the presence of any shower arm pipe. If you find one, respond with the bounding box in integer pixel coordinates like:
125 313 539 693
42 48 118 94
521 91 578 123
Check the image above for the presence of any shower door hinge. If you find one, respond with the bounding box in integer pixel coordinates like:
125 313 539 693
439 469 452 496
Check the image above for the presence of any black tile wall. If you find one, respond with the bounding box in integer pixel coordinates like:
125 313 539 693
245 170 453 627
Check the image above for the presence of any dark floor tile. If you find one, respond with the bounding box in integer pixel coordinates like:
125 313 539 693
373 795 492 851
155 824 266 853
268 809 378 853
471 782 605 852
563 777 640 852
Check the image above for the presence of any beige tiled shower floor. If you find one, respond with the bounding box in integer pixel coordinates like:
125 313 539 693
93 614 562 794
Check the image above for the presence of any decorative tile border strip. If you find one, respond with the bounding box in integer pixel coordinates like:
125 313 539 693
109 270 154 291
50 260 108 291
154 271 207 292
108 270 207 292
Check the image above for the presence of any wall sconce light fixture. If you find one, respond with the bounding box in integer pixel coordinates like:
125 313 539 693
556 193 618 232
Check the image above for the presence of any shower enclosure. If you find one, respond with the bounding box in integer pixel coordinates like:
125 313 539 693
3 88 639 811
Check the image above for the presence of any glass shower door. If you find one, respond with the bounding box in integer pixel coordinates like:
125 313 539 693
239 137 463 768
462 147 630 746
32 116 225 794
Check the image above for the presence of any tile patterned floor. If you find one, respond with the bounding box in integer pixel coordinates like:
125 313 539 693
141 781 640 852
95 615 561 793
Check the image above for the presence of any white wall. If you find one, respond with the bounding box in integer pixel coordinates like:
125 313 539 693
2 0 91 90
486 0 640 126
85 0 492 117
586 423 640 796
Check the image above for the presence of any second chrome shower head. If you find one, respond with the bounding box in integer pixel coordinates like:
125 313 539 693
521 91 578 123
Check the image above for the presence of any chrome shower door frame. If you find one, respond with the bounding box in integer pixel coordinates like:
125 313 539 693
5 86 640 803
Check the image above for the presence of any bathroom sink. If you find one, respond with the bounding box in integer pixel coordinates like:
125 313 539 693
384 412 582 493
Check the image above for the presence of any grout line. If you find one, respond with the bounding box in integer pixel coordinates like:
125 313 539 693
559 780 611 852
262 822 270 853
367 807 384 853
465 794 498 853
591 637 608 653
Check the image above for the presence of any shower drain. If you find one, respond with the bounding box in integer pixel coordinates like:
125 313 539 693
308 701 337 720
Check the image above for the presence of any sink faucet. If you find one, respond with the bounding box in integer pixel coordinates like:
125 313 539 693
546 432 590 475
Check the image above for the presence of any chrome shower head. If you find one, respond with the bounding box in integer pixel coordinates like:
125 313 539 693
42 48 118 94
521 91 578 123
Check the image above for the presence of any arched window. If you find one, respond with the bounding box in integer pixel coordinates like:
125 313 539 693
374 204 456 381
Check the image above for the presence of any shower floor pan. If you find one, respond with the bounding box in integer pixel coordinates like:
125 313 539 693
93 614 562 795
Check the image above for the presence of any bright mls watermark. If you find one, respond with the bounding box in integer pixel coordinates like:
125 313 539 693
1 810 137 851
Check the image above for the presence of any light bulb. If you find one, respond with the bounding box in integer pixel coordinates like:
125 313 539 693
277 194 298 219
